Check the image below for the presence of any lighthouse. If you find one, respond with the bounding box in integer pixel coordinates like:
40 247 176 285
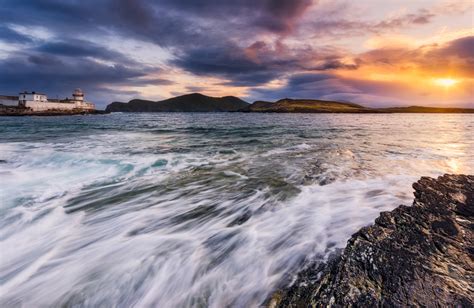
72 88 84 102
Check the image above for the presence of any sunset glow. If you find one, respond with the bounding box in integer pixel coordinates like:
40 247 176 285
433 78 460 88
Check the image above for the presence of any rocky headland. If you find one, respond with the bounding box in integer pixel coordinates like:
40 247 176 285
269 174 473 307
240 98 474 113
105 93 248 112
241 98 371 113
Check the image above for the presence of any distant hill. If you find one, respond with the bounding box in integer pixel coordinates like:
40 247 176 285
106 94 474 114
241 98 371 113
105 93 248 112
240 98 474 113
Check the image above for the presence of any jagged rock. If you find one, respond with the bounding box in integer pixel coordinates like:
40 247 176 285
269 174 474 307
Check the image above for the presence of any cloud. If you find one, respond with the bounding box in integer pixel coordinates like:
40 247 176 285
304 6 464 38
0 25 34 43
157 0 314 34
173 43 280 86
431 36 474 59
248 35 474 107
0 50 160 107
34 40 135 65
376 9 435 27
0 0 472 107
249 73 355 101
174 39 359 87
359 35 474 78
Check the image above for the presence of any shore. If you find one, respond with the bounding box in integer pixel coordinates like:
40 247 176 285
268 174 473 307
0 106 108 116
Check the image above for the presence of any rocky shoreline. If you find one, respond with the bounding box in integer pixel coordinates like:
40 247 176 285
268 174 473 307
0 106 108 116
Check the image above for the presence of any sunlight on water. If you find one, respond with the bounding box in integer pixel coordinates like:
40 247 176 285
0 113 473 307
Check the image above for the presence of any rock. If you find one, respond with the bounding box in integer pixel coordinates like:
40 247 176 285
269 174 474 307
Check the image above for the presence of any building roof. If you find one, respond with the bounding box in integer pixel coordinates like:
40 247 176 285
19 91 46 95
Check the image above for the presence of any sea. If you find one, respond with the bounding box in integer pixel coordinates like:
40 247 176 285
0 113 473 307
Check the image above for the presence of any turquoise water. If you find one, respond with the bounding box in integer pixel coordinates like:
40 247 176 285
0 113 473 307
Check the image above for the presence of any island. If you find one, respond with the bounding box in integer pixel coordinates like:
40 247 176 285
105 93 248 113
104 94 474 114
268 174 473 307
241 98 474 113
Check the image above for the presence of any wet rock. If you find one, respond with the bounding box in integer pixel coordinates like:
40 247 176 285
269 174 474 307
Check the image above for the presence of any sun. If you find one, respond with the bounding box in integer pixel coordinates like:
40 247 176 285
433 78 459 88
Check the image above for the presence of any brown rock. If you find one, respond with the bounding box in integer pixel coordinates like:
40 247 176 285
269 174 474 307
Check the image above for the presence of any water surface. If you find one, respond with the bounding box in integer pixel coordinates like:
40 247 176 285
0 113 473 307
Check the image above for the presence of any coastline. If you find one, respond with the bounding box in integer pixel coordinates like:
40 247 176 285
0 106 108 116
268 174 474 307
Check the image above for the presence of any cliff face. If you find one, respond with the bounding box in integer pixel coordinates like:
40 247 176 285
105 93 248 112
270 174 474 307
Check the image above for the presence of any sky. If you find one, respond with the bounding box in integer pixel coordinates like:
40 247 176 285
0 0 473 108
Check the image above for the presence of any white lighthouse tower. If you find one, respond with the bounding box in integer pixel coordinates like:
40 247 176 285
71 88 95 110
72 88 84 102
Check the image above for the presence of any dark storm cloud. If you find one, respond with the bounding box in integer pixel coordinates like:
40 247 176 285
123 78 175 87
308 59 360 71
172 43 281 86
0 0 183 106
173 39 359 87
0 0 206 51
0 0 314 49
0 0 317 57
0 54 143 89
157 0 313 34
34 40 134 64
173 45 355 87
0 51 155 106
286 73 334 86
0 0 317 101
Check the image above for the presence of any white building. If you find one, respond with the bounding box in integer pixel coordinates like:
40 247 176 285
15 89 95 111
